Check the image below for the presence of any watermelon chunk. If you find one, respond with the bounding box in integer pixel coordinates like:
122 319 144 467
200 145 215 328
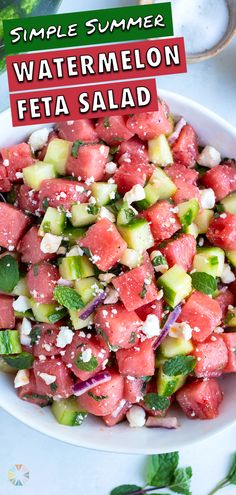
77 370 124 416
38 179 88 211
160 234 196 271
143 200 181 243
80 218 127 271
95 116 134 146
94 303 142 349
113 160 154 195
112 264 158 311
116 339 155 377
117 137 148 164
215 290 235 318
18 370 51 406
26 262 59 304
67 143 109 181
207 213 236 250
126 104 172 141
0 142 34 181
0 295 15 329
171 124 198 167
0 163 11 192
176 378 223 419
57 119 98 142
0 203 29 249
33 358 73 398
193 335 228 377
166 163 198 184
18 185 40 215
124 377 143 403
18 226 55 264
136 299 163 322
222 333 236 372
102 400 130 426
201 164 236 201
32 324 60 357
179 292 222 342
172 179 201 205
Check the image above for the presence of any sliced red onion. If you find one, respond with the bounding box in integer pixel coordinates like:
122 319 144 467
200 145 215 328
146 416 179 429
73 371 111 397
78 290 106 320
168 117 186 145
153 304 182 350
0 193 6 203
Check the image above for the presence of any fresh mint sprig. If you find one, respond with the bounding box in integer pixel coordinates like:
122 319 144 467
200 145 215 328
208 452 236 495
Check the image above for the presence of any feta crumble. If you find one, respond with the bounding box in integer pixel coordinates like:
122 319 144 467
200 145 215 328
142 314 161 339
14 369 30 389
13 296 31 313
81 348 92 363
40 233 62 253
221 264 235 284
169 322 192 341
105 161 117 174
126 405 146 428
99 207 116 223
19 317 32 346
38 372 56 385
124 184 145 205
56 327 74 348
200 188 215 209
28 128 50 152
197 145 221 168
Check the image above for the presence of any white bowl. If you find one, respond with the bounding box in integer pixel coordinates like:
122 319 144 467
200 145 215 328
0 89 236 454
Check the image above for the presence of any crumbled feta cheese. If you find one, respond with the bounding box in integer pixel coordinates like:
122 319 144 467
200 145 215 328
40 233 62 253
104 288 119 304
90 254 100 264
221 264 235 284
109 191 116 200
85 176 95 186
81 348 92 363
57 278 73 287
120 248 141 269
56 327 74 348
156 290 164 300
197 145 221 168
169 322 192 341
15 172 23 179
38 373 57 385
3 159 9 167
66 245 84 257
105 161 117 175
89 196 96 204
13 296 31 313
99 207 116 223
198 237 204 247
214 326 224 334
142 314 161 339
200 188 215 209
14 369 30 388
150 250 168 273
126 405 146 428
98 273 116 284
28 128 50 152
19 317 32 346
124 184 145 205
39 355 46 361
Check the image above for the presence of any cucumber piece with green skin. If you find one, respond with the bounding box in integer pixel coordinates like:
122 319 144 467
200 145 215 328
91 182 117 206
158 264 192 307
0 330 22 355
0 356 15 373
39 207 66 236
31 300 67 324
69 309 93 330
44 138 71 175
193 247 225 277
184 223 199 238
225 308 236 327
63 226 86 245
118 218 154 252
225 250 236 268
71 204 98 227
52 398 87 426
177 198 200 229
74 277 102 305
120 248 141 269
11 277 30 297
137 168 177 210
117 202 136 226
148 134 174 166
3 352 34 369
195 208 214 234
221 192 236 214
59 255 94 281
157 366 186 396
14 309 34 320
160 336 194 359
155 351 166 368
23 162 56 191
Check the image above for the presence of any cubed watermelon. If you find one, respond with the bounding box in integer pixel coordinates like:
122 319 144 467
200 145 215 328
116 339 155 377
171 124 198 167
113 160 154 195
33 358 73 398
166 163 198 184
80 218 127 271
39 179 88 211
215 290 235 318
222 333 236 372
57 119 98 142
124 377 143 403
136 299 164 322
102 400 130 426
117 137 148 165
18 226 55 264
143 200 181 243
94 303 142 349
32 323 60 357
179 292 222 342
160 234 196 271
193 335 228 377
0 164 11 192
0 142 34 181
26 262 59 304
18 370 51 406
176 378 223 419
0 296 15 329
95 116 134 146
126 104 172 141
77 370 124 416
207 213 236 250
67 143 109 181
0 203 29 249
112 264 158 311
172 179 201 205
18 185 40 215
201 164 236 201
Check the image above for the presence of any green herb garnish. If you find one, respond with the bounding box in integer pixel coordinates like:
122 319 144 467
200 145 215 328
191 271 217 295
87 204 99 216
152 255 167 267
208 452 236 494
0 255 19 293
71 140 85 158
129 332 137 344
54 286 85 310
42 197 49 210
30 326 42 345
74 353 98 372
87 392 108 401
163 355 197 377
144 393 170 411
3 352 34 370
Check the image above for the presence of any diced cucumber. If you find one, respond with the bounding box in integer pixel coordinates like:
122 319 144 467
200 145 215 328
117 202 136 226
3 352 34 369
14 309 33 320
11 277 30 297
69 309 93 330
39 207 66 236
155 351 166 368
44 138 71 175
74 277 102 305
52 398 87 426
221 192 236 214
177 199 200 229
157 366 186 396
0 356 16 373
118 217 154 252
225 250 236 268
120 248 141 269
71 204 98 227
91 182 117 206
137 168 177 210
0 330 22 355
63 226 86 245
158 264 192 307
195 209 214 234
184 223 199 238
193 247 225 277
59 255 94 281
225 308 236 327
160 336 194 358
148 134 174 166
23 161 56 191
31 300 67 324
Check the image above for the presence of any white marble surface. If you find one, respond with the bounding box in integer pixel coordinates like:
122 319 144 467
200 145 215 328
0 1 236 494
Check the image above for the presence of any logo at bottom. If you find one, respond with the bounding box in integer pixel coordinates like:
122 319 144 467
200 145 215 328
8 464 30 486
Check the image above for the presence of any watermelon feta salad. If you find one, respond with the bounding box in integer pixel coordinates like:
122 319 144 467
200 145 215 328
0 101 236 430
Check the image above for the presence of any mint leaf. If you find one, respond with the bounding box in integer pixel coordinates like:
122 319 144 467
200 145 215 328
129 332 137 344
146 452 179 487
0 255 19 293
54 286 84 310
110 485 141 495
124 207 136 222
139 282 148 299
191 272 217 295
87 204 99 216
74 353 98 372
152 255 167 267
3 352 34 370
71 140 85 158
170 467 192 495
144 394 170 411
88 392 108 401
163 356 196 377
30 326 42 345
208 452 236 495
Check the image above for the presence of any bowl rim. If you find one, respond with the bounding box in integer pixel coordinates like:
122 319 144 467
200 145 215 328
0 88 236 453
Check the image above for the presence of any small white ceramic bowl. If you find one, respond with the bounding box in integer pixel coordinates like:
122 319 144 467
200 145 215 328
0 89 236 454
